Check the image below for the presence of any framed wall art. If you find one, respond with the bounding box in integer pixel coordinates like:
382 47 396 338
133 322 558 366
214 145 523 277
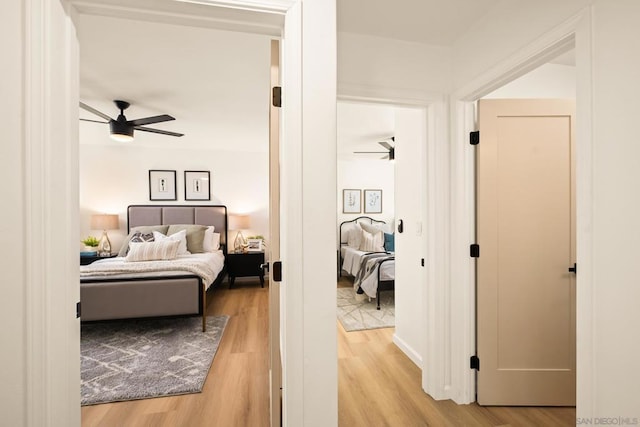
342 189 361 214
184 170 211 201
364 189 382 214
149 170 177 201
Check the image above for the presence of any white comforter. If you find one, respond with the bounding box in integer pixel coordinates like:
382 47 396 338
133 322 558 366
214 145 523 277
80 251 225 289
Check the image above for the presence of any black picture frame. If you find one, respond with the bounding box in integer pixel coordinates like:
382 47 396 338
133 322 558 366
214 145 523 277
148 170 177 201
184 170 211 201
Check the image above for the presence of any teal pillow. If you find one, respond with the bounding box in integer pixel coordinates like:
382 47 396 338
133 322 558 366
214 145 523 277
384 233 395 252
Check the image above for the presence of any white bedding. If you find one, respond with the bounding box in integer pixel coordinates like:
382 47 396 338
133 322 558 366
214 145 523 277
80 251 225 290
341 245 394 280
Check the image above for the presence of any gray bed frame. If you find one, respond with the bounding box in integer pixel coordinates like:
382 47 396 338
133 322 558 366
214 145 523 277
80 205 228 331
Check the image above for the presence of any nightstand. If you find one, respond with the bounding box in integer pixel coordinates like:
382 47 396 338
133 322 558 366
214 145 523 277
80 253 116 266
226 251 265 288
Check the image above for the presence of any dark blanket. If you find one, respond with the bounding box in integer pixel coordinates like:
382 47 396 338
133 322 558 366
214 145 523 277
354 252 394 296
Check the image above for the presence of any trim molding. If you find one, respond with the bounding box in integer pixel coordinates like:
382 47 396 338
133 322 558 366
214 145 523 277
393 334 422 368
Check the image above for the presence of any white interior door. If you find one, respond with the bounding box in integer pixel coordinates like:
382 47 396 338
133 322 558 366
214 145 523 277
476 98 576 406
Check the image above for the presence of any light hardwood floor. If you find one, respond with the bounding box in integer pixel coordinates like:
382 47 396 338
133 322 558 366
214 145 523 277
82 277 576 426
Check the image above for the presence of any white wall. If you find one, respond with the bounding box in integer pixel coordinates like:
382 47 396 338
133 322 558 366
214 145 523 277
452 0 590 91
588 0 640 416
484 63 576 99
338 32 451 97
452 0 640 417
76 14 271 253
79 145 268 252
337 159 395 227
392 106 427 366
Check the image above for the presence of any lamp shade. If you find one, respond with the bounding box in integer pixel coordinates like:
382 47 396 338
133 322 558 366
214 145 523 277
228 214 250 231
90 214 119 230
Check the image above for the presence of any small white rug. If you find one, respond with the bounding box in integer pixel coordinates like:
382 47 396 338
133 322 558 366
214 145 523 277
337 287 394 332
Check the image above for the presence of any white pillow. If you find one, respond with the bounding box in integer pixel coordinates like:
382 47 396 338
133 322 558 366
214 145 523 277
359 228 385 252
347 223 363 249
360 222 385 235
153 229 189 255
203 226 220 252
125 240 179 262
211 232 221 251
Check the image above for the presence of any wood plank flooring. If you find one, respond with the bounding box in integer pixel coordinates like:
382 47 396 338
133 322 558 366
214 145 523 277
82 277 576 426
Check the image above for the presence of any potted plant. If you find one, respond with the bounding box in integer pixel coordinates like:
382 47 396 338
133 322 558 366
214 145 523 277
81 236 100 252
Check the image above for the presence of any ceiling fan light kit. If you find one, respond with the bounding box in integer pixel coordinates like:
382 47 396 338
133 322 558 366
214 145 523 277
80 100 184 142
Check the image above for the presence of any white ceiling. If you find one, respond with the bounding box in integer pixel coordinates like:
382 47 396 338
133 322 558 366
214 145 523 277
77 12 271 151
76 0 572 157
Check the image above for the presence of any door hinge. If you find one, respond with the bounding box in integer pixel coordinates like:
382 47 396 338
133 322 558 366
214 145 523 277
421 258 425 267
470 130 479 145
273 261 282 282
470 244 480 258
272 86 282 108
470 355 480 370
76 301 81 319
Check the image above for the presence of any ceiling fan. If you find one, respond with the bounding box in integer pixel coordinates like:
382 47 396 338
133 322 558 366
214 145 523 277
79 100 184 142
354 137 395 161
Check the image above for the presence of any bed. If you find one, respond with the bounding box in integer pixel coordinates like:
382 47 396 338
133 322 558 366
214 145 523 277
338 216 395 310
80 205 228 331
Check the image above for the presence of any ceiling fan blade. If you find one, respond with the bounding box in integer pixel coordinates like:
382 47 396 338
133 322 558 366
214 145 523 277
135 126 184 137
80 118 109 124
129 114 175 126
378 141 393 150
79 102 113 121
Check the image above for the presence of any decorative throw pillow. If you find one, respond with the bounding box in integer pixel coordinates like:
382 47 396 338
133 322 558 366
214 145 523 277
153 229 189 255
359 228 385 252
347 223 363 249
203 226 218 252
130 231 154 244
125 240 179 262
167 224 208 253
384 232 395 252
360 222 385 235
117 225 170 257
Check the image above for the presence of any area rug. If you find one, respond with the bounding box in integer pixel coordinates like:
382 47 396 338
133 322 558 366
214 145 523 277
337 287 394 332
81 315 229 406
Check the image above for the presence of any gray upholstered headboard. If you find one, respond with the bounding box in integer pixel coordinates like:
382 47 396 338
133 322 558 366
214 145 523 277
127 205 228 252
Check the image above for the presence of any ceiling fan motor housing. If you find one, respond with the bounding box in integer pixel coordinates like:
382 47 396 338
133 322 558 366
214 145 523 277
110 118 134 139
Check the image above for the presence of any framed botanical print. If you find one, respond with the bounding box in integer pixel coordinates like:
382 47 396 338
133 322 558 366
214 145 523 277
364 189 382 214
343 189 361 214
149 170 177 201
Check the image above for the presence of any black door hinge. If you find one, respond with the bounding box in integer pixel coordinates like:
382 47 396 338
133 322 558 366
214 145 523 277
470 355 480 370
470 244 480 258
470 130 479 145
421 258 425 267
273 261 282 282
272 86 282 108
76 301 81 319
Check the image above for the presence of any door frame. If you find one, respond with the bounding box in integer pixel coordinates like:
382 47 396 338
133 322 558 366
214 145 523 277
22 0 338 425
449 7 594 416
337 87 450 400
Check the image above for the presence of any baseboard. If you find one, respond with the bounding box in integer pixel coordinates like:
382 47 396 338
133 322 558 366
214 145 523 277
392 333 422 368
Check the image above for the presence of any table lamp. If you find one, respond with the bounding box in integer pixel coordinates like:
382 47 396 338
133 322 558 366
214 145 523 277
91 214 119 256
229 214 250 253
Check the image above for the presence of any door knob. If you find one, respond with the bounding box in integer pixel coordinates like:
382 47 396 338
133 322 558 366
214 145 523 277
568 263 577 273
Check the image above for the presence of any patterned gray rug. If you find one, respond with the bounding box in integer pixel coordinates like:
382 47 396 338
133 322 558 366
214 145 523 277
337 287 394 332
81 315 229 406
